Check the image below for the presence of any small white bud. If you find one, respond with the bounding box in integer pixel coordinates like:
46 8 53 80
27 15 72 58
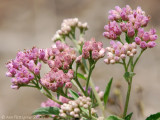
91 108 97 114
110 59 115 64
60 113 67 118
131 49 137 54
104 59 110 64
74 114 79 118
86 97 91 102
70 111 75 116
74 108 80 113
83 104 88 109
98 91 104 99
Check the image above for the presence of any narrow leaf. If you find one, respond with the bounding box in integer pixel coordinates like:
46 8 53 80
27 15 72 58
106 115 124 120
125 113 133 120
104 77 113 106
146 112 160 120
77 73 87 80
32 107 59 115
69 89 79 100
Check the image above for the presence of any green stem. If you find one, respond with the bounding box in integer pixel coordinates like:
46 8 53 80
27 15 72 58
86 63 94 94
133 49 145 70
75 64 86 95
127 57 132 70
67 30 105 117
123 57 134 118
123 77 132 118
89 78 106 118
123 49 144 118
30 79 62 104
122 59 127 72
57 89 74 100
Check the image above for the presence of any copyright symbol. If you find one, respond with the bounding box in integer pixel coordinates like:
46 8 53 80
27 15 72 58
1 115 5 119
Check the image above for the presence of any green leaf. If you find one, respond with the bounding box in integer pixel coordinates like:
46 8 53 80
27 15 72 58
77 73 87 80
125 113 133 120
125 34 130 43
123 72 135 82
106 115 124 120
146 112 160 120
32 107 59 115
68 89 79 100
104 77 113 106
81 117 88 120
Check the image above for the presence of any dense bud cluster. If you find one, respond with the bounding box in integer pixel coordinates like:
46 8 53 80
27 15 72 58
59 96 95 118
40 69 74 92
6 47 42 89
135 28 157 49
82 38 105 60
40 41 76 70
52 18 88 42
103 5 153 42
103 21 122 40
104 41 137 64
108 5 149 27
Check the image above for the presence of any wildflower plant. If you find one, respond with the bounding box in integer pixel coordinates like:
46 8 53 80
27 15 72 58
5 5 159 120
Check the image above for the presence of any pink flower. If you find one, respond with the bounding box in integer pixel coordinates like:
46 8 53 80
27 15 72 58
140 41 147 49
135 37 141 45
147 41 156 48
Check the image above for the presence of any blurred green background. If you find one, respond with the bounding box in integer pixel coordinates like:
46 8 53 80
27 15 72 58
0 0 160 120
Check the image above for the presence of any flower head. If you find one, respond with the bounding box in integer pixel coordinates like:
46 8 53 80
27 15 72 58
82 38 105 60
6 47 42 89
40 69 74 92
104 41 137 64
103 5 157 50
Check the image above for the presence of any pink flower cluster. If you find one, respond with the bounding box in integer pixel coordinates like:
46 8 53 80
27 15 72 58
6 47 42 89
103 21 122 40
103 5 158 49
108 5 149 27
104 41 137 64
82 38 105 60
103 5 151 41
41 41 76 70
40 69 74 92
135 28 157 49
